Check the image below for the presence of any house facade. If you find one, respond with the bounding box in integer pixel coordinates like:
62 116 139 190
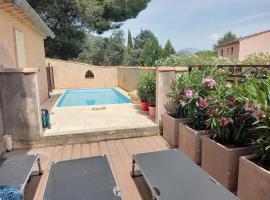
0 0 54 154
217 30 270 61
0 0 54 103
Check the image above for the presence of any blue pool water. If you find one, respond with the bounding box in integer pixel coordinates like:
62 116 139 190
57 88 131 107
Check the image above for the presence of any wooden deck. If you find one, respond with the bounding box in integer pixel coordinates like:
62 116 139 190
5 136 169 200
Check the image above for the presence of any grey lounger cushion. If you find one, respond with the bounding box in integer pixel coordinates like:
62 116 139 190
133 149 239 200
43 155 121 200
0 155 38 190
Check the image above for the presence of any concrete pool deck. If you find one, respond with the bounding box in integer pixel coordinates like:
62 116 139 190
41 88 158 137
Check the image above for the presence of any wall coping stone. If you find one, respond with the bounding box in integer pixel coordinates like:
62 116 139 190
0 67 39 74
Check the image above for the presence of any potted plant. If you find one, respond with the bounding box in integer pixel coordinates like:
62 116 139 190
146 73 156 117
178 68 222 164
137 74 149 111
237 77 270 200
201 80 260 192
163 73 191 147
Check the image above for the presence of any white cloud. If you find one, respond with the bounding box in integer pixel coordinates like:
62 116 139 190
230 11 270 26
209 33 219 41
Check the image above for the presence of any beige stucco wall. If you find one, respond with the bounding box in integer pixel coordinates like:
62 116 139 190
217 43 240 60
0 9 48 103
239 32 270 61
118 66 156 92
46 59 118 89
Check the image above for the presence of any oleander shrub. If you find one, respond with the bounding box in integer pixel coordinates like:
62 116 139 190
155 54 237 67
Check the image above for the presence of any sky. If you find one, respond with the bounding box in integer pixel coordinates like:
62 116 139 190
102 0 270 51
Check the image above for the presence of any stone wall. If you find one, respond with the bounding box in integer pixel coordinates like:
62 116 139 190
46 59 118 89
0 69 42 147
118 66 156 92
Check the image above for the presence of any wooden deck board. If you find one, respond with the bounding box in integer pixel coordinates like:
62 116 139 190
4 136 169 200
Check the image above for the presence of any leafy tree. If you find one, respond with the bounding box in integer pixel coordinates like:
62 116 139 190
124 30 136 66
73 35 96 64
217 31 237 44
140 37 162 66
133 29 156 50
195 50 217 58
127 30 133 51
162 40 176 58
77 30 125 66
28 0 150 60
104 30 125 65
131 29 156 65
214 31 237 50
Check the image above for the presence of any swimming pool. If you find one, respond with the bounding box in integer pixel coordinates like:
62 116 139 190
57 88 131 107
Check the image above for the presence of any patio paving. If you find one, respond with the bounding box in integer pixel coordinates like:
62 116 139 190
42 88 157 136
5 136 169 200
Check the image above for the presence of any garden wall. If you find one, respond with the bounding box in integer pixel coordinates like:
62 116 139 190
46 59 157 92
46 59 118 89
118 66 156 92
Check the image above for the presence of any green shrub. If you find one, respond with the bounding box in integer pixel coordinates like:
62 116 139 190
243 52 270 65
137 73 156 104
146 74 156 106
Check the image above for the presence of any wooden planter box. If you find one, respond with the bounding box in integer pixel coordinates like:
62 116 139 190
201 135 258 192
178 123 212 165
237 155 270 200
163 113 190 147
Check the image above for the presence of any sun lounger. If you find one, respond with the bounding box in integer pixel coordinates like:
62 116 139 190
131 149 239 200
43 155 122 200
0 154 42 193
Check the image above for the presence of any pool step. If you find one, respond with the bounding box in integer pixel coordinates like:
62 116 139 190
13 125 160 149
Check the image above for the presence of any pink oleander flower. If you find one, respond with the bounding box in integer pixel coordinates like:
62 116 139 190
176 94 183 99
218 117 229 127
243 102 254 111
202 76 217 89
199 98 208 108
185 88 193 98
180 101 186 107
243 102 263 120
252 107 263 121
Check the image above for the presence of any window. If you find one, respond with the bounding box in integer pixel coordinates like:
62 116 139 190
221 49 224 56
14 29 26 67
227 48 229 55
85 70 94 79
231 47 234 54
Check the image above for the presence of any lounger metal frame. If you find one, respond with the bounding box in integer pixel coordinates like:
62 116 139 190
131 154 159 200
20 154 43 195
